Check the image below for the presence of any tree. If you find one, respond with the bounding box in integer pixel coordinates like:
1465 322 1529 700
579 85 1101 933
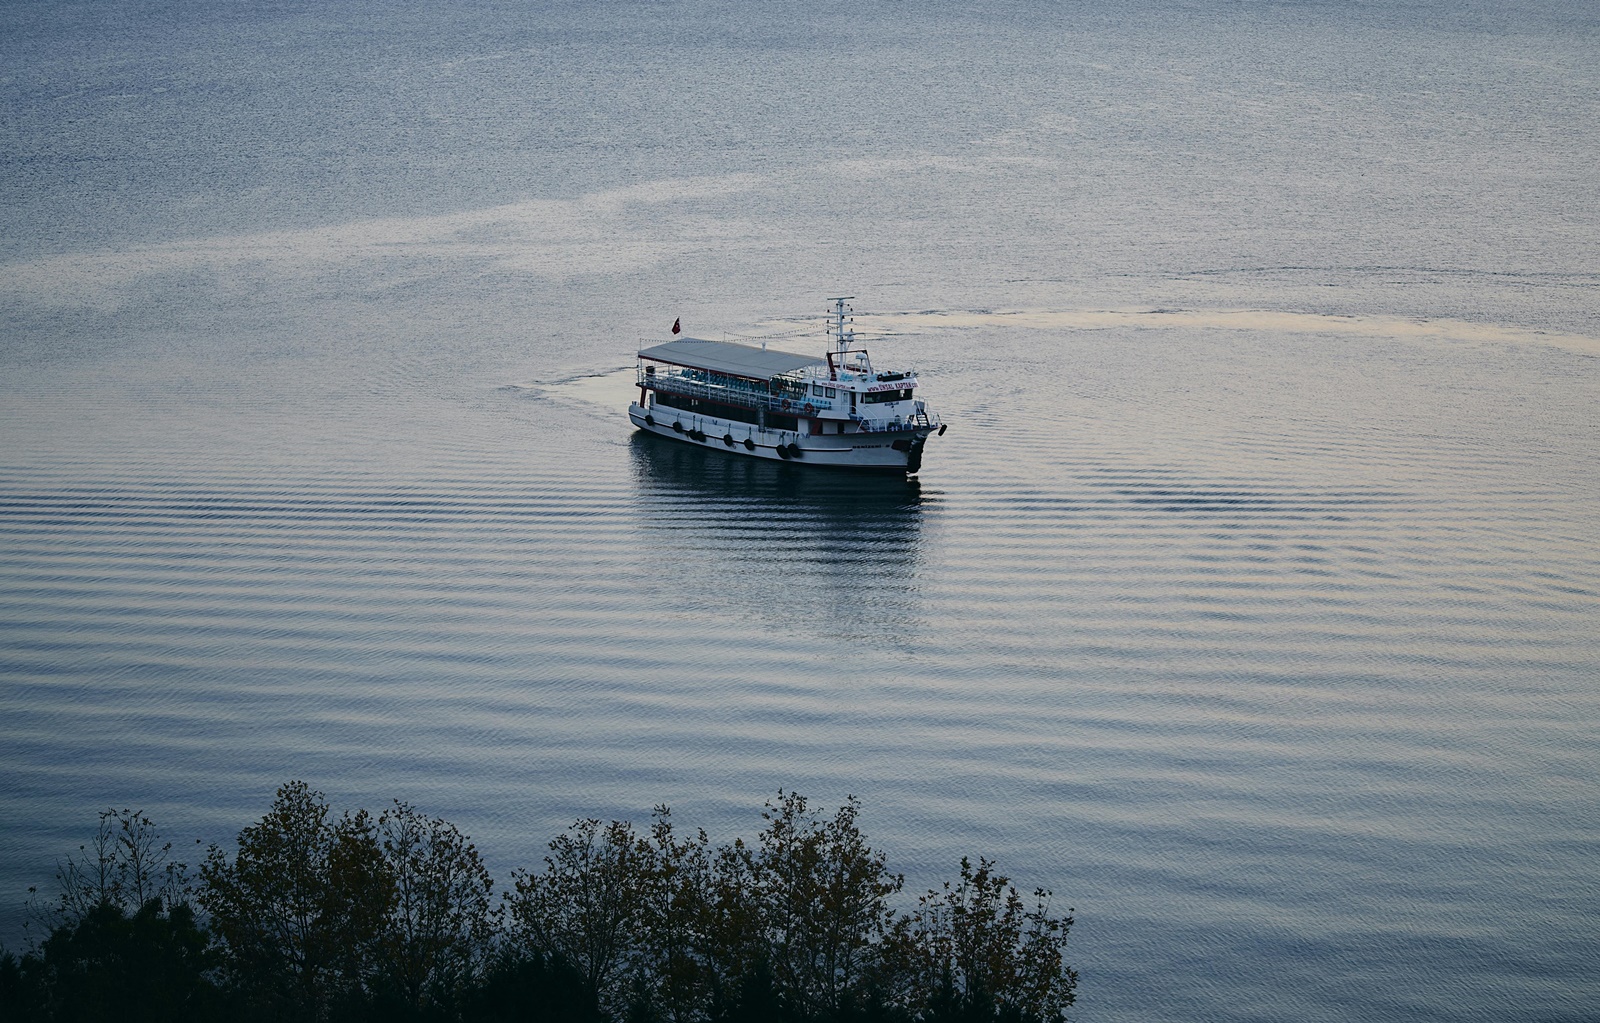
466 948 604 1023
6 809 222 1023
885 858 1075 1022
28 808 191 934
199 781 393 1019
0 949 39 1022
705 954 785 1023
15 899 222 1023
745 792 903 1019
374 799 500 1015
508 817 647 1017
4 787 1081 1022
630 807 716 1023
699 834 766 1016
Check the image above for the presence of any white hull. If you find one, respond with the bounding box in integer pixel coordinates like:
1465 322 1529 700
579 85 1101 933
628 403 930 472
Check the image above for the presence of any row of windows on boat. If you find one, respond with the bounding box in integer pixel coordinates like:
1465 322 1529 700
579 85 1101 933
653 367 799 396
652 392 893 435
804 383 914 404
861 388 914 403
650 367 911 405
652 386 911 417
652 391 798 430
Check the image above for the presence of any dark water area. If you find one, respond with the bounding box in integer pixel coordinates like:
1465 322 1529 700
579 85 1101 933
2 1 1597 1020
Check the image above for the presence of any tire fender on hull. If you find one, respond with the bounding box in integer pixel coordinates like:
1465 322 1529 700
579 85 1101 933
906 436 928 474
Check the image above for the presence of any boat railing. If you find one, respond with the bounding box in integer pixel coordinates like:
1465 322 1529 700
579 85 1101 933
852 409 941 432
640 367 941 431
640 367 836 414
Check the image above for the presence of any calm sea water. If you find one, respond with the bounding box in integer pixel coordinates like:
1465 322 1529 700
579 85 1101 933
2 1 1597 1020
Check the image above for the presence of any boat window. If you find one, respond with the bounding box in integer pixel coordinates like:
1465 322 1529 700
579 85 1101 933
653 390 761 425
825 387 836 398
813 384 826 397
863 388 914 404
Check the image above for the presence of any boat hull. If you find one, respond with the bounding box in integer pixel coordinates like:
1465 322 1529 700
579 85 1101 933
628 403 931 472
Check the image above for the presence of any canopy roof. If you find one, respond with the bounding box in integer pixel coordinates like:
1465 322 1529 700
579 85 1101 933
638 337 824 380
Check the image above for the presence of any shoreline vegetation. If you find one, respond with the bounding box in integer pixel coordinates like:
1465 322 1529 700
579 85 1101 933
1 783 1076 1022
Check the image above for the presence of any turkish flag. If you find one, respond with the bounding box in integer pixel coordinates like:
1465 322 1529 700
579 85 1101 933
671 318 681 335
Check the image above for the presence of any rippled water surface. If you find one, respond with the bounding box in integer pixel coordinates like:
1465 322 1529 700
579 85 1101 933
3 1 1597 1020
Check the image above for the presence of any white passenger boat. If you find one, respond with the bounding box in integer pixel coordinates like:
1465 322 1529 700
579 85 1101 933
628 298 946 473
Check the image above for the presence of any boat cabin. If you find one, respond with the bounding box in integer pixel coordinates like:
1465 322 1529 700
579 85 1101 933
636 336 926 437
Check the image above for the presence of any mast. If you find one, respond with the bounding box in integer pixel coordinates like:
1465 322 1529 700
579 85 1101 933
827 295 855 356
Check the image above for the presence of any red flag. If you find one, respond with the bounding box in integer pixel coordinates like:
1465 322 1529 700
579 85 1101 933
671 317 681 335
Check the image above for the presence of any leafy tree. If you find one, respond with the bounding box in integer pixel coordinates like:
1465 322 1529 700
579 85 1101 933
745 792 903 1019
1 947 45 1022
885 858 1075 1022
13 899 222 1023
5 786 1080 1023
705 954 785 1023
630 807 716 1023
199 781 393 1019
699 834 767 1013
374 799 500 1015
28 808 192 934
466 948 605 1023
508 817 646 1016
4 808 223 1023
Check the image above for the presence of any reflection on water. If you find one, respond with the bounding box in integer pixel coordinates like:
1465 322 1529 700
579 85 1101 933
627 432 932 641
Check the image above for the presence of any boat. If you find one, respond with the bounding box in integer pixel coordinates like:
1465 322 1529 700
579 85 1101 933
627 297 947 473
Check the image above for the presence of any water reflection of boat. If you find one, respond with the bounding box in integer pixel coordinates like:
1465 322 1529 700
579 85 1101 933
628 298 947 473
627 432 929 637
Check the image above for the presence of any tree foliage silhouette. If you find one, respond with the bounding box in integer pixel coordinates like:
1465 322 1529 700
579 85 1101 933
744 792 903 1018
28 807 191 934
199 781 392 1017
885 857 1076 1021
7 787 1077 1023
375 799 501 1014
11 900 220 1023
509 817 646 1016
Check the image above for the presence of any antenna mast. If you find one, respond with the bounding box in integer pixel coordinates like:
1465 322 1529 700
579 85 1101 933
827 295 855 356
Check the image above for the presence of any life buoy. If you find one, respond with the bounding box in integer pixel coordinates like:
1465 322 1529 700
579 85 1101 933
781 399 791 411
803 403 815 414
